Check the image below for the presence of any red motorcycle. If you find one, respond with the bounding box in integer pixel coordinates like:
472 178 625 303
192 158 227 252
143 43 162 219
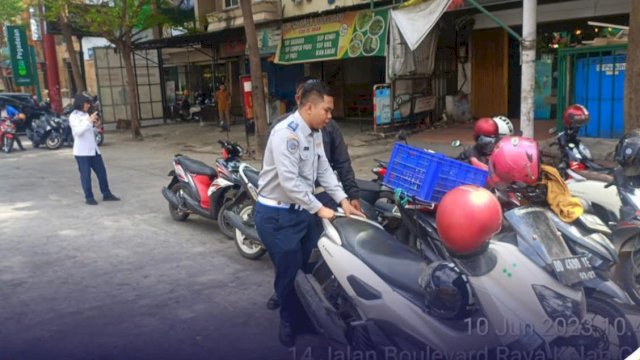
161 140 244 237
0 116 19 153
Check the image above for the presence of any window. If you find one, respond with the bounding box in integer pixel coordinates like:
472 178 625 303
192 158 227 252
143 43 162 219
224 0 238 9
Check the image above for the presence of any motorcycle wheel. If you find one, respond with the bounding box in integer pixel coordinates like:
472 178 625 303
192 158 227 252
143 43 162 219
2 136 13 153
234 202 266 260
95 132 104 146
169 183 190 221
45 133 62 150
551 296 637 359
621 245 640 306
217 193 240 239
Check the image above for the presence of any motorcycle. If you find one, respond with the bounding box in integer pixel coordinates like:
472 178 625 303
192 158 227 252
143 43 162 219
26 113 65 150
161 140 244 236
0 117 18 153
294 206 635 358
223 161 393 260
570 167 640 306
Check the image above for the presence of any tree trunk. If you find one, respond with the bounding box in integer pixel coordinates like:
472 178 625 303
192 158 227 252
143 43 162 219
624 0 640 133
120 39 143 140
239 0 268 155
59 12 85 94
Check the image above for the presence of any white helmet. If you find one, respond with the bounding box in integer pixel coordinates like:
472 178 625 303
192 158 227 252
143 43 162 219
492 115 514 137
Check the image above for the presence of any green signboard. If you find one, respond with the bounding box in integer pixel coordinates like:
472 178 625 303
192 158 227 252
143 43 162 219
275 9 389 64
6 26 33 86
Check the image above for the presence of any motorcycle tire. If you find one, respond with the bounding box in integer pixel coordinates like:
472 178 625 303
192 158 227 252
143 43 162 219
233 202 266 260
551 295 637 359
45 133 62 150
95 132 104 147
621 245 640 307
169 183 190 221
217 196 239 239
2 136 13 153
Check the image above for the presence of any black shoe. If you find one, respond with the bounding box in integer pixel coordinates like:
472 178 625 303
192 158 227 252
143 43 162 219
266 293 280 310
86 199 98 205
278 320 296 348
103 194 120 201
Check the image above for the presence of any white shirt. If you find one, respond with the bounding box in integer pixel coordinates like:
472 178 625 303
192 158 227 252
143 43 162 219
69 110 100 156
258 111 347 214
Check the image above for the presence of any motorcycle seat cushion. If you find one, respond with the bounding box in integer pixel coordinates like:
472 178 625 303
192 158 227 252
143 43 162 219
176 156 216 178
243 167 260 188
332 217 426 297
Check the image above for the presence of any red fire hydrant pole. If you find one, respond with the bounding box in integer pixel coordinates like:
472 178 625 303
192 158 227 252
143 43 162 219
42 31 62 114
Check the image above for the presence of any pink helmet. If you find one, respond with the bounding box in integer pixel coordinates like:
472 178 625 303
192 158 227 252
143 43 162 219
488 136 540 186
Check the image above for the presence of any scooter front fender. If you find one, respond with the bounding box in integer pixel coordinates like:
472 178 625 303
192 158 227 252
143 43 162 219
613 223 640 253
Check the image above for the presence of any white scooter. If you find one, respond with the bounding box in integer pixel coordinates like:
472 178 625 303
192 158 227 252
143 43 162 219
294 211 635 358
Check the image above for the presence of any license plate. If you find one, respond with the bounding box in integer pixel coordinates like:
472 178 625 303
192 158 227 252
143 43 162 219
551 255 596 286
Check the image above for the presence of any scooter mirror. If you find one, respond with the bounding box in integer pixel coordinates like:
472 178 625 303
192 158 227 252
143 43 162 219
397 130 408 142
548 127 557 135
451 140 461 147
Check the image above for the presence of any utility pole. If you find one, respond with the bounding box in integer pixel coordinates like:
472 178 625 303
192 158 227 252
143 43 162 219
520 0 537 138
239 0 268 155
624 0 640 132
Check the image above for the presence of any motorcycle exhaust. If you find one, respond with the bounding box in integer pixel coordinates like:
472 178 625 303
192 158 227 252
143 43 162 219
163 186 209 218
162 187 182 209
224 211 260 241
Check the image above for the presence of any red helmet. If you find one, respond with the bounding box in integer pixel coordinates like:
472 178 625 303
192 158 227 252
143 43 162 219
563 104 589 128
488 136 540 186
436 185 502 257
473 118 499 141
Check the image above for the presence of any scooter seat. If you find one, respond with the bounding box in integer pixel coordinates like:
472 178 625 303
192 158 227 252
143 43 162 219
332 217 427 297
243 167 260 188
356 179 381 192
176 156 216 178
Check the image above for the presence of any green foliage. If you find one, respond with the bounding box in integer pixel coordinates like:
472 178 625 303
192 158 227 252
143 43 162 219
0 0 24 23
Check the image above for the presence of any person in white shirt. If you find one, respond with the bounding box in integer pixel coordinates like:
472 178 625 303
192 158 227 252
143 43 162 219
69 93 119 205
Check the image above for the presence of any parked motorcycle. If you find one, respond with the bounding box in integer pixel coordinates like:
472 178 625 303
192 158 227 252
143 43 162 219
0 116 19 153
224 161 395 260
294 189 635 358
25 113 65 149
161 140 244 236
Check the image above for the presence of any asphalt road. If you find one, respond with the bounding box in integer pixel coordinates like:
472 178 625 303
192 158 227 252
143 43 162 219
0 123 342 360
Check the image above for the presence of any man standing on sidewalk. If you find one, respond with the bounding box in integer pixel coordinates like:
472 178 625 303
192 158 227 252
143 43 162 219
215 84 231 131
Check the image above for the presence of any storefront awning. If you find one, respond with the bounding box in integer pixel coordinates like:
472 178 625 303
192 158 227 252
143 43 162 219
390 0 451 51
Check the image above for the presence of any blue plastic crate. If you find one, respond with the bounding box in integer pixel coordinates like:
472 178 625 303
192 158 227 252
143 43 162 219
383 143 489 203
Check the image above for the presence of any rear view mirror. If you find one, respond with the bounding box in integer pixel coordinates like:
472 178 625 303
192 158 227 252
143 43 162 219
451 140 461 147
548 127 557 135
397 130 408 142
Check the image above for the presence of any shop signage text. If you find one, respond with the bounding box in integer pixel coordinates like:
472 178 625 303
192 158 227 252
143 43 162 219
7 26 34 86
275 9 389 64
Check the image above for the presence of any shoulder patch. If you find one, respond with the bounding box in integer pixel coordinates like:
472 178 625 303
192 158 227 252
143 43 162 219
287 138 299 153
287 120 299 132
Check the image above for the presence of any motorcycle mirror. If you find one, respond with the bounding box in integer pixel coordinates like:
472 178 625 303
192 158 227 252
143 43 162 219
451 140 461 147
548 127 557 135
397 130 409 142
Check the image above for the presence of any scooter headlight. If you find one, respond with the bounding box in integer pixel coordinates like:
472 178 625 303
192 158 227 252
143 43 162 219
532 284 583 321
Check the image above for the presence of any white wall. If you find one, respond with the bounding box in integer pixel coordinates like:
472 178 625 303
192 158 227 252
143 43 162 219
473 0 630 29
82 37 112 60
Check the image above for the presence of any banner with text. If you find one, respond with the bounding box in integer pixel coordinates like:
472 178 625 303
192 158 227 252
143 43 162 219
7 26 34 86
275 9 389 64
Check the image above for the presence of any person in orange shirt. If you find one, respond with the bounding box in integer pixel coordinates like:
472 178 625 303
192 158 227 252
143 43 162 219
215 84 231 131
